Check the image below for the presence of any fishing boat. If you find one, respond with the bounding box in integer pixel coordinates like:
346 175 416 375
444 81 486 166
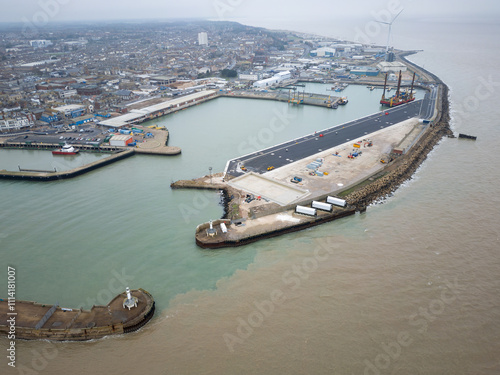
52 143 79 155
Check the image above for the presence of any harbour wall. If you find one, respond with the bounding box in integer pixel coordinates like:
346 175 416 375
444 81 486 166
0 149 135 181
0 289 155 341
345 84 452 210
195 208 357 249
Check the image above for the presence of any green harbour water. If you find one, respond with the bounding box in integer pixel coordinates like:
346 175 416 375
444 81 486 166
0 84 391 311
0 149 110 172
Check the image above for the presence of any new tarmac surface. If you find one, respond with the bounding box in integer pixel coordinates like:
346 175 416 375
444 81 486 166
225 89 435 177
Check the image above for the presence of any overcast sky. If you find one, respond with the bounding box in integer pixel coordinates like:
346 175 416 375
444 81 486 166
1 0 498 25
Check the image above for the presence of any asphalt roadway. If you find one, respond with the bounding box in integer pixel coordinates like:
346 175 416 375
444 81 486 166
225 89 436 177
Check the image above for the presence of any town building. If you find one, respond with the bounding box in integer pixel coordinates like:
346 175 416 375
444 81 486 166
198 32 208 46
350 66 380 76
253 71 291 88
377 61 408 73
310 47 336 57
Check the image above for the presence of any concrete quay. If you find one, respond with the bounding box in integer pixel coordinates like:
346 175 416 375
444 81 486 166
344 85 452 209
195 207 356 249
132 128 181 156
221 90 340 108
0 149 134 181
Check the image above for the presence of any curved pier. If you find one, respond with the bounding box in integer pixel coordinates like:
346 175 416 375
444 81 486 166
0 288 155 341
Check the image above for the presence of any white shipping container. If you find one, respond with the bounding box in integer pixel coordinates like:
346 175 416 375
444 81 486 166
327 196 347 207
220 222 228 233
312 201 333 212
295 205 317 216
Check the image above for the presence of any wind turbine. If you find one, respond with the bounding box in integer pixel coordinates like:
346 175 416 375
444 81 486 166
378 9 404 61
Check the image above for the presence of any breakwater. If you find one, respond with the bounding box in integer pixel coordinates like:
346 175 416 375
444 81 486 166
0 288 155 341
170 174 241 221
195 207 357 249
172 79 450 249
344 84 452 210
0 149 135 181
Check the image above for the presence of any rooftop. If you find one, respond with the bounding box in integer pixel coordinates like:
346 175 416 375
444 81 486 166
99 90 216 128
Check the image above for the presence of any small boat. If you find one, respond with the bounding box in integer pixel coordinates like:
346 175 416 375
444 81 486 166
52 143 79 155
338 97 348 105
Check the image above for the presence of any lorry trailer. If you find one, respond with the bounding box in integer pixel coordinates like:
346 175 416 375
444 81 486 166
295 205 317 217
311 201 333 212
327 196 347 207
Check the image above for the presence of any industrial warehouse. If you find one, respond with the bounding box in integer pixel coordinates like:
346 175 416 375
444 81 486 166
98 90 218 128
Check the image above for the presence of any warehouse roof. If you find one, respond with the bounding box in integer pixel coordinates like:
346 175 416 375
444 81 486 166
110 134 132 141
98 90 216 128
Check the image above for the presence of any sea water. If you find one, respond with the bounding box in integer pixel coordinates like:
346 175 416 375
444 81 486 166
1 19 499 375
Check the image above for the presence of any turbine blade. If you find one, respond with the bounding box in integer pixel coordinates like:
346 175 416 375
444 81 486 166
391 9 404 24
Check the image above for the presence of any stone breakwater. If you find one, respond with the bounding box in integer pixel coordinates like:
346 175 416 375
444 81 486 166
345 84 452 210
170 174 242 221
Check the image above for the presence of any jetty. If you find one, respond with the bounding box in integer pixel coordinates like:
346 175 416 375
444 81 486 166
0 149 135 181
0 288 155 341
458 133 477 140
221 90 340 108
